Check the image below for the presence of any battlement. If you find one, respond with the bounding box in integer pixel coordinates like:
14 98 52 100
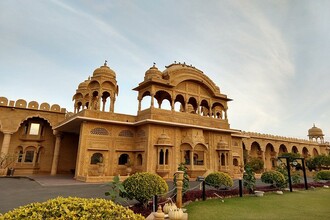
0 96 66 113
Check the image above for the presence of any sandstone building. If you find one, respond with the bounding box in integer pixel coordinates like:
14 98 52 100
0 62 329 181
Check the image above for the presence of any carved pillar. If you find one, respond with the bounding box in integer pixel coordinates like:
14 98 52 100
138 98 141 111
225 108 228 120
102 97 106 112
175 171 184 208
0 132 13 155
262 151 266 171
51 131 62 175
110 97 115 112
150 93 154 108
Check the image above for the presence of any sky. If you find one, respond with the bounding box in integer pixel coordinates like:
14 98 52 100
0 0 329 140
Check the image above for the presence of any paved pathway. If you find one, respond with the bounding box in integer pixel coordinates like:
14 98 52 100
0 175 109 213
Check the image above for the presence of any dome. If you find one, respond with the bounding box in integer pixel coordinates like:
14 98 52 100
308 124 324 137
93 61 116 78
78 77 90 90
144 63 162 80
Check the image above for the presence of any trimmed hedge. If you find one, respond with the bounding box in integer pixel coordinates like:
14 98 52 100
205 172 233 188
1 197 144 220
122 172 168 206
261 170 286 188
314 170 330 181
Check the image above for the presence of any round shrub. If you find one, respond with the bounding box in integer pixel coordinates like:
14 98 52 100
245 157 264 173
314 170 330 181
261 170 286 188
122 172 168 206
1 197 144 220
205 172 233 188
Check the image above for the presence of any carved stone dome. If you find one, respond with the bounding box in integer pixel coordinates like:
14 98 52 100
93 61 116 78
308 124 324 137
78 78 90 90
144 63 162 80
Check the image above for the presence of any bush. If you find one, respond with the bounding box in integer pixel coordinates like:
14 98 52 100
261 170 286 188
122 172 168 207
245 157 264 173
205 172 233 189
314 170 330 181
1 197 143 220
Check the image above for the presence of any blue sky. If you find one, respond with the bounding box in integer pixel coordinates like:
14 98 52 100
0 0 329 140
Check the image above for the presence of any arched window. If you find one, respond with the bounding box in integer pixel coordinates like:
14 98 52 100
90 153 103 164
233 158 239 166
118 154 129 165
24 147 36 163
221 153 225 166
165 149 169 165
17 147 23 163
159 149 164 165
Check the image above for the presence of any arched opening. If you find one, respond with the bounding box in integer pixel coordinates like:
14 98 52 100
187 97 198 114
137 154 143 166
118 154 129 165
279 144 288 155
159 149 164 165
90 153 103 164
174 94 185 112
291 146 298 154
250 141 262 158
199 99 210 116
154 90 172 110
302 147 309 158
101 91 111 112
233 158 239 166
313 148 319 157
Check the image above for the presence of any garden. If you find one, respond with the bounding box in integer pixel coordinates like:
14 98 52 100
1 154 329 219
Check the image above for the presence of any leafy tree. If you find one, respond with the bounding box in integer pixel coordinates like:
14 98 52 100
243 165 256 194
245 157 264 173
306 154 330 171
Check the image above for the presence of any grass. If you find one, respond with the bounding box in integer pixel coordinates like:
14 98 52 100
185 188 330 220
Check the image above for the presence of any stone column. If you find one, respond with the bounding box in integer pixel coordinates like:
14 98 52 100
150 93 154 108
51 131 62 175
175 171 184 208
138 98 141 111
262 151 266 171
1 132 13 155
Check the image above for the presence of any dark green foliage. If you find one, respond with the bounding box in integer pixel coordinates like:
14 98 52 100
261 170 286 188
306 154 330 171
279 152 301 162
105 175 126 204
173 163 190 194
243 165 256 194
245 157 264 173
205 172 233 189
314 170 330 181
122 172 168 207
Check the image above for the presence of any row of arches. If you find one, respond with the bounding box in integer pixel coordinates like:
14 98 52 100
139 91 227 119
90 152 143 166
74 90 115 113
246 141 319 158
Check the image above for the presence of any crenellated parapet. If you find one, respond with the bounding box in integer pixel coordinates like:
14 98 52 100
242 131 319 144
0 96 66 113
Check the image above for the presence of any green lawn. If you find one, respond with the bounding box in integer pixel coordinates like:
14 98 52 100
185 188 330 220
